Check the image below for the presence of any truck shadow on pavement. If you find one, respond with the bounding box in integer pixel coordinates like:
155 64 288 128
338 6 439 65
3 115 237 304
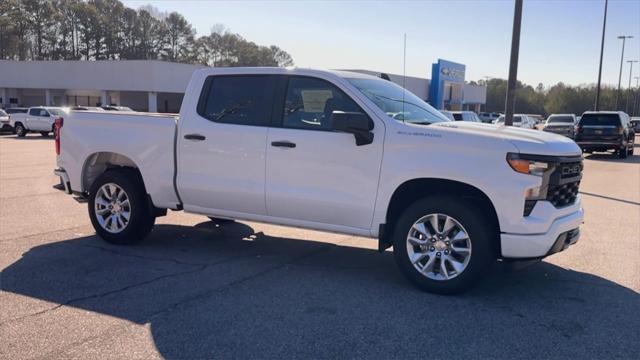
2 221 639 358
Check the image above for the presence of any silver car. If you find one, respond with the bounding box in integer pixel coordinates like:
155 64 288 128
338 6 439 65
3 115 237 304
543 114 577 139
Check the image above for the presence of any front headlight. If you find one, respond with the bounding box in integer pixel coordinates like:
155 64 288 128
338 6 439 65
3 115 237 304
506 153 550 177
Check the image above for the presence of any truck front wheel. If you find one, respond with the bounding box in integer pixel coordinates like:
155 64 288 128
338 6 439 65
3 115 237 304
88 169 155 244
392 196 495 294
15 123 26 137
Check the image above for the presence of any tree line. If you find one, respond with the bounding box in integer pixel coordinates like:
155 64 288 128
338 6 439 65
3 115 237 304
480 78 639 117
0 0 294 67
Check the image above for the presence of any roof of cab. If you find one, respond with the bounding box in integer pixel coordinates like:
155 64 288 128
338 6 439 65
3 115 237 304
193 67 382 81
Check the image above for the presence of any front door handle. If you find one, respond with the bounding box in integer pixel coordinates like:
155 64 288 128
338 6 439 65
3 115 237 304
271 141 296 148
184 134 206 141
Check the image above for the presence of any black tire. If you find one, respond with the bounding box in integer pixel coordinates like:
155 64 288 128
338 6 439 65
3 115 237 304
618 146 628 159
15 123 26 137
88 169 155 245
40 131 50 137
208 216 235 224
392 195 496 294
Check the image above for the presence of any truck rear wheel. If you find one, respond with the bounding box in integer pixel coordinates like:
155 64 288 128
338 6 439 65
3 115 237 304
392 196 495 294
88 169 155 245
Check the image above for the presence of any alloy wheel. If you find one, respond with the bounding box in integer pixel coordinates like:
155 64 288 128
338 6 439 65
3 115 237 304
406 213 472 281
94 183 131 233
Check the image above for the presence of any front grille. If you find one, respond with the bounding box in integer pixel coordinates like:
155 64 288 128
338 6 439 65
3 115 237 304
547 180 580 207
558 161 583 179
544 158 583 208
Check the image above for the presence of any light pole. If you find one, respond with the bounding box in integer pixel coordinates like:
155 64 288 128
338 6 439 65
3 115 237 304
615 35 633 110
504 0 523 126
481 76 492 111
595 0 608 111
626 60 638 114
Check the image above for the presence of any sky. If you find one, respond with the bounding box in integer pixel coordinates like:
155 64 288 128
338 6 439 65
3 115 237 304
121 0 640 88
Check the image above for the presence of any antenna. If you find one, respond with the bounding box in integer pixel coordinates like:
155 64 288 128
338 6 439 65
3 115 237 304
402 33 406 123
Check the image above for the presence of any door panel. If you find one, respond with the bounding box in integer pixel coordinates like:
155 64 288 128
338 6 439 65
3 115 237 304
178 121 268 214
265 76 384 230
266 128 383 229
177 75 277 216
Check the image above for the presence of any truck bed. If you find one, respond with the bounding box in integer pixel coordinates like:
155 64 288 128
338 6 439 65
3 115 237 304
57 110 181 209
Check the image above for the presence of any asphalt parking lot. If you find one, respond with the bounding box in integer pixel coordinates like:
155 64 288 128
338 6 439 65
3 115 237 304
1 133 639 359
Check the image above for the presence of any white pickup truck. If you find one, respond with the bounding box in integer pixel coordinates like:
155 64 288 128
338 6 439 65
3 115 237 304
54 68 584 293
11 106 68 137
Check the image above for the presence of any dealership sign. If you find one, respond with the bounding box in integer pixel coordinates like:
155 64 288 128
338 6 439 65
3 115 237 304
429 59 467 109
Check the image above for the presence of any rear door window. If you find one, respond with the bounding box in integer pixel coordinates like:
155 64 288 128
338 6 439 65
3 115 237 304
452 113 463 121
579 114 621 127
197 75 278 126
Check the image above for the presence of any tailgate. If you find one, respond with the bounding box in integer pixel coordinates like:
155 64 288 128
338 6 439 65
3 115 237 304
577 125 619 141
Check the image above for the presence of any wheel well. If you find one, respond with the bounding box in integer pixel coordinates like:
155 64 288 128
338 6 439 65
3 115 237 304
82 152 143 194
381 178 501 252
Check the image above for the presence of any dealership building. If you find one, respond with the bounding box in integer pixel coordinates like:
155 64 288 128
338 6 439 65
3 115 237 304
0 59 485 112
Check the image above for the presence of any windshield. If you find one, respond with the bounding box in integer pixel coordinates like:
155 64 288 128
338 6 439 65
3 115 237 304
346 78 450 125
547 115 574 123
0 110 7 116
47 109 66 116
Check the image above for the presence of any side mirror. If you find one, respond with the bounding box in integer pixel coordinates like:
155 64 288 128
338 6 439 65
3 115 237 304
331 111 374 146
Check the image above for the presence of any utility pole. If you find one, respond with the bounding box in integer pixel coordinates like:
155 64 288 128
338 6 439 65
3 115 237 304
615 35 633 109
626 60 638 114
634 76 640 116
504 0 523 126
595 0 608 111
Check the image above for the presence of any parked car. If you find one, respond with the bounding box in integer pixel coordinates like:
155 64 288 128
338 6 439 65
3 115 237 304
439 110 455 121
543 114 578 138
5 107 29 115
527 114 545 125
9 107 68 137
494 114 535 129
71 106 105 111
575 111 635 158
101 105 134 111
54 68 584 294
450 111 481 122
478 112 500 123
631 117 640 132
0 109 11 132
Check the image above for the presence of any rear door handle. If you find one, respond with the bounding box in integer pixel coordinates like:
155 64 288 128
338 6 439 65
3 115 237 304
184 134 206 141
271 141 296 148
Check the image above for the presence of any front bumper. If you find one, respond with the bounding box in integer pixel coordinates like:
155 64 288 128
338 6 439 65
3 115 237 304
575 140 622 150
501 205 583 258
